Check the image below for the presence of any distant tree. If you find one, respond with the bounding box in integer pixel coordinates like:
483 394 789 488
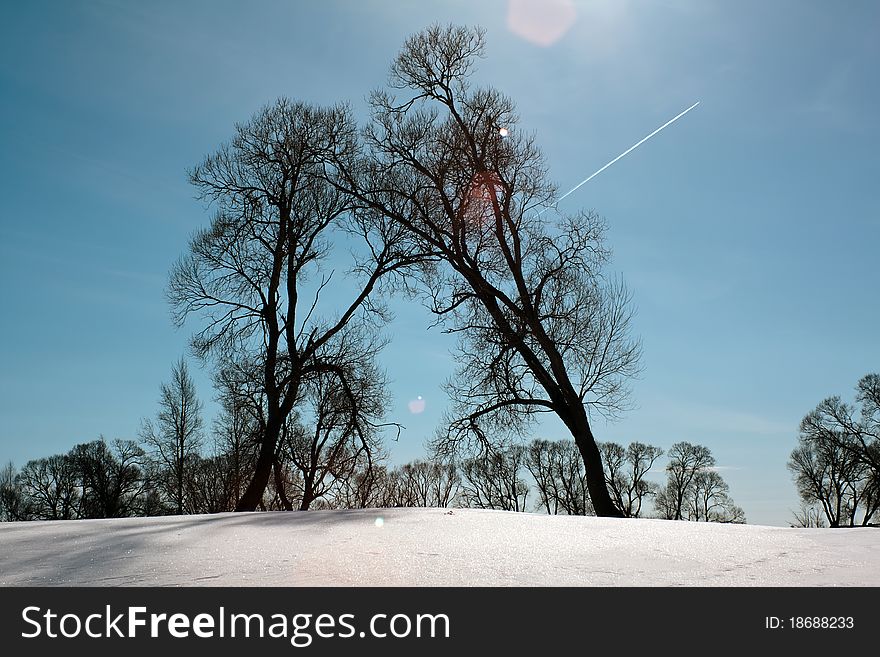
136 458 171 516
283 354 389 510
655 442 715 521
0 461 26 521
600 441 663 517
788 374 880 527
791 505 827 528
460 445 530 511
70 438 146 518
326 25 641 517
327 456 393 509
525 440 564 515
685 469 745 523
788 423 878 528
524 439 592 515
212 362 263 509
185 454 239 514
169 98 417 511
391 459 461 507
140 357 204 514
15 454 80 520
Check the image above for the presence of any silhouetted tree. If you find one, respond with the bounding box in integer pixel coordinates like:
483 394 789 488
325 25 640 517
600 441 663 517
524 439 592 515
70 438 146 518
788 374 880 527
15 454 80 520
0 461 26 521
185 454 239 513
460 445 529 511
686 469 745 523
655 442 714 520
140 357 204 514
212 361 264 508
327 455 393 509
788 425 878 528
791 505 827 528
169 98 417 511
283 351 388 510
391 459 461 507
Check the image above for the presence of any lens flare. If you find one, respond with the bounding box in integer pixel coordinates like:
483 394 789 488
507 0 577 47
408 395 426 414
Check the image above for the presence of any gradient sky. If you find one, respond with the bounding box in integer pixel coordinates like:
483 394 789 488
1 1 877 527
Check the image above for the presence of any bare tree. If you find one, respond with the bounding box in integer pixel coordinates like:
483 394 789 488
326 455 394 509
212 361 264 508
169 98 416 511
600 441 663 518
686 470 745 523
655 442 715 521
282 341 388 510
15 454 80 520
459 445 530 511
788 374 880 527
524 439 593 515
0 461 26 521
185 454 239 514
791 505 827 528
788 422 878 527
391 459 461 507
325 25 640 516
140 357 204 514
525 440 564 515
70 438 146 518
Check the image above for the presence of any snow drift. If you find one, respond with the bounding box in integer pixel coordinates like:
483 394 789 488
1 508 877 586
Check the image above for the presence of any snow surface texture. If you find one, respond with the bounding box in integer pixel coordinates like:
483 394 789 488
0 508 877 586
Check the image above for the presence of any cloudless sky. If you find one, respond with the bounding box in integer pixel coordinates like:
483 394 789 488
1 0 877 526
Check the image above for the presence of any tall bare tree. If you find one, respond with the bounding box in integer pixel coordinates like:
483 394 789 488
140 357 204 514
325 25 640 516
169 99 418 511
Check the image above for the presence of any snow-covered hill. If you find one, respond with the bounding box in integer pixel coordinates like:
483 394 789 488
1 508 876 586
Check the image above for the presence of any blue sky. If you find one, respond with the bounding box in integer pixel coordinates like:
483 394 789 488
1 1 877 526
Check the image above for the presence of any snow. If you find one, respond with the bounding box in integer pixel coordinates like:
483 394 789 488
1 508 877 586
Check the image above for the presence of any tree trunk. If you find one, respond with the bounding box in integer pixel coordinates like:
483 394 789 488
299 470 315 511
273 458 293 511
235 421 280 511
568 409 623 518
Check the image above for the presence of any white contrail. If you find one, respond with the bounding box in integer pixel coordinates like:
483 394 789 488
550 101 700 207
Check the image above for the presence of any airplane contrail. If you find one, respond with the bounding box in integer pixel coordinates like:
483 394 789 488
549 101 701 208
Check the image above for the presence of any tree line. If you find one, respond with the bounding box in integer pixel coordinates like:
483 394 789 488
0 355 743 522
